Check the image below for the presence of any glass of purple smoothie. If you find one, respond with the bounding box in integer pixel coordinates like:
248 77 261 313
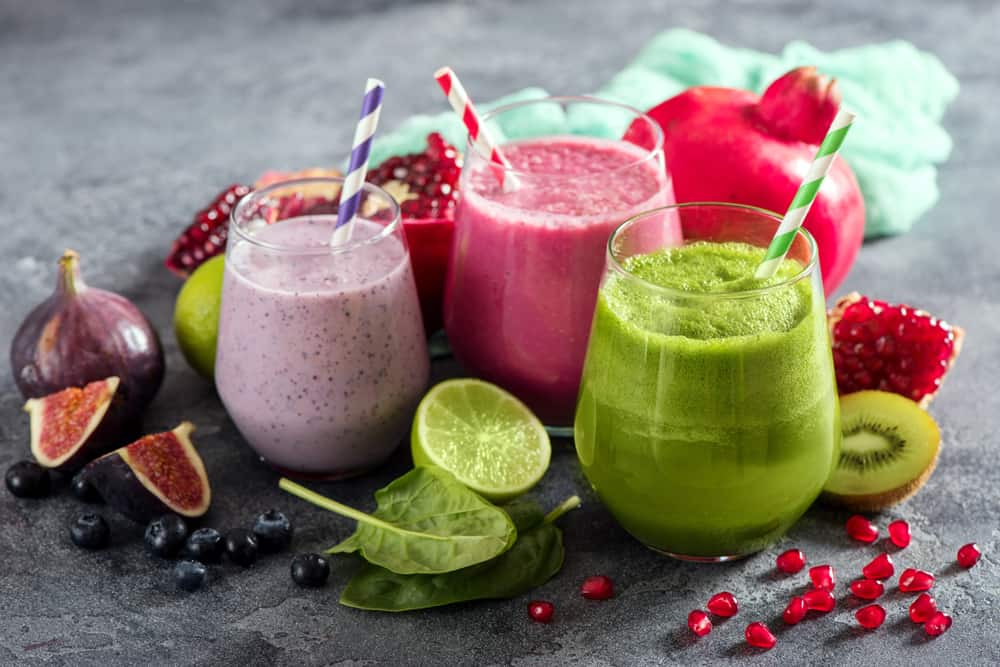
216 178 430 478
444 97 675 433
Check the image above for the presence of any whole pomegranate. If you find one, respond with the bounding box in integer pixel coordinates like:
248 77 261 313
625 66 865 294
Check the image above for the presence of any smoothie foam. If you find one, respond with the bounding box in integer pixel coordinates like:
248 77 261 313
575 241 839 557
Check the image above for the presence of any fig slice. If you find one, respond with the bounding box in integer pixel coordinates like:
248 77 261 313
25 376 122 471
83 422 211 523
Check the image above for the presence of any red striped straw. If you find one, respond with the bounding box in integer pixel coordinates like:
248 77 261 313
434 66 518 190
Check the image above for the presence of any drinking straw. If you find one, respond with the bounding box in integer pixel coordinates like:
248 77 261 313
332 78 385 245
754 108 856 278
434 66 518 190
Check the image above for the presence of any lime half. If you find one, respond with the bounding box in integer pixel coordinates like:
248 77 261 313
411 379 551 502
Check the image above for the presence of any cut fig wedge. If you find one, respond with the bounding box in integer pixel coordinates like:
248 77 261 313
25 377 123 471
83 422 211 523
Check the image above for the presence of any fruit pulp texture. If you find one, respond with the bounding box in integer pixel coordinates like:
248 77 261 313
444 135 673 426
216 217 429 476
575 242 840 557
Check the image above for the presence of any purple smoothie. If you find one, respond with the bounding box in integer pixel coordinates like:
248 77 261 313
215 216 429 477
444 135 674 426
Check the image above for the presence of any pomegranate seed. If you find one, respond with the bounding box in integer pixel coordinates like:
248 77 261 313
855 604 886 630
850 578 885 600
776 548 806 574
909 593 938 623
803 588 835 613
957 543 982 568
687 610 712 637
580 575 614 600
527 600 554 623
782 596 808 625
846 515 879 543
706 591 739 617
862 553 895 580
887 520 911 548
924 611 952 637
744 622 776 650
809 564 836 591
899 568 935 592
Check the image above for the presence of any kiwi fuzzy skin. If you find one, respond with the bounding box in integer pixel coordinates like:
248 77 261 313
820 448 940 512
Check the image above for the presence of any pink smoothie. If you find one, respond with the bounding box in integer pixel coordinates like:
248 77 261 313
215 217 429 476
444 135 674 425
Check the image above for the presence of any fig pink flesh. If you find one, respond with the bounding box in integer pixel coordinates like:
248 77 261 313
36 379 115 461
121 429 208 513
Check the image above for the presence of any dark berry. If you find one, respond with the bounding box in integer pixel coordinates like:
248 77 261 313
183 527 225 563
175 560 207 592
70 471 102 503
145 514 189 559
225 529 259 567
290 553 329 588
69 513 110 550
253 509 293 553
5 461 51 498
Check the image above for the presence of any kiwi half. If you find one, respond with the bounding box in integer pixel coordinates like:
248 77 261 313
821 390 941 511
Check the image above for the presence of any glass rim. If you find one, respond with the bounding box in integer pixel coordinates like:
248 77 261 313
229 177 402 255
470 95 665 180
606 202 820 299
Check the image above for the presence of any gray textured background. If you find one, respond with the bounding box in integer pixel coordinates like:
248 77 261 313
1 1 998 665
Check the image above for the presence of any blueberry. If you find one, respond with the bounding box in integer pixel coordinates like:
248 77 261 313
70 471 102 503
175 560 207 592
225 529 259 567
183 527 225 563
253 509 293 553
290 553 330 588
145 514 189 558
69 513 110 550
5 461 51 498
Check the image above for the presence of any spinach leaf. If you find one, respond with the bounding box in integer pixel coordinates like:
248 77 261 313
339 496 581 612
279 466 517 575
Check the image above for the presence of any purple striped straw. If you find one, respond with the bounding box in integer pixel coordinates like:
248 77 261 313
332 78 385 244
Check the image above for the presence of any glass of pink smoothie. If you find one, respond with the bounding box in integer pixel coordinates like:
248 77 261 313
216 178 430 478
444 97 675 431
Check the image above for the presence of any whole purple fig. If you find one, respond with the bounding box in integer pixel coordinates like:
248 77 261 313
10 250 165 420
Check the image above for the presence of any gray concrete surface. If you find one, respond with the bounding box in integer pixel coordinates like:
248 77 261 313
1 1 998 665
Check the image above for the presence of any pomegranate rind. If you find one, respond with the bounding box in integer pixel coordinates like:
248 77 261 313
118 422 210 518
828 292 964 407
25 377 120 470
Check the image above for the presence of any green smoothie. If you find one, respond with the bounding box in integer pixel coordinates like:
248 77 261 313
575 241 839 558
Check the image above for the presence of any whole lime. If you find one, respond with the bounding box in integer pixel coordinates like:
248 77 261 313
174 256 225 379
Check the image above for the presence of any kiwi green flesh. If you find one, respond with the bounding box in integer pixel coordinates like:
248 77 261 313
822 391 941 510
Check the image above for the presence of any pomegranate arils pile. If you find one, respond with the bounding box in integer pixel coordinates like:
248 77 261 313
706 591 738 617
809 565 836 591
165 184 251 277
909 593 937 623
580 575 615 600
855 604 886 630
527 600 553 623
846 515 879 543
776 548 806 574
957 542 981 568
744 622 776 650
366 133 462 220
850 578 885 600
862 553 895 580
687 610 712 637
899 568 935 592
829 293 962 405
888 520 911 548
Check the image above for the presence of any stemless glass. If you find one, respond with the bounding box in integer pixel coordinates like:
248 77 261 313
216 178 430 479
443 96 674 433
575 203 840 561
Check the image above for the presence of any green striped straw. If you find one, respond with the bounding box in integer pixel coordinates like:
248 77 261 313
754 108 857 279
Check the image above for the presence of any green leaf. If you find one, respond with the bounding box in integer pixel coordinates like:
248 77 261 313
279 466 517 575
339 496 580 612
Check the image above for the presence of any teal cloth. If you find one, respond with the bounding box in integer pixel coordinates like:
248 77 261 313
371 29 959 238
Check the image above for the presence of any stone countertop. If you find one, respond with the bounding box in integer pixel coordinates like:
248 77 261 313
1 1 998 665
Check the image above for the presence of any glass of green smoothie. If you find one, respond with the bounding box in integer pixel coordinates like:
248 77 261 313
575 203 840 561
